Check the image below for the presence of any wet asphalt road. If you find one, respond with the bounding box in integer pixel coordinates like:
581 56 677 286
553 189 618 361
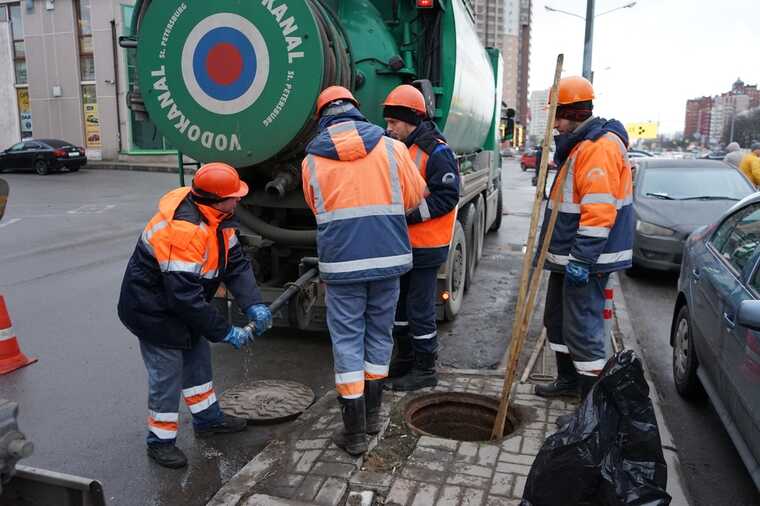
619 267 759 504
0 165 525 505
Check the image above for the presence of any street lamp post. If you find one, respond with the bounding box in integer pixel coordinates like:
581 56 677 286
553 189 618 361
545 1 637 82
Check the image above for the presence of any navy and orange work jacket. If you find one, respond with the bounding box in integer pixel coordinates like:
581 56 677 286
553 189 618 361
404 121 460 268
540 117 634 273
301 105 427 284
118 188 262 349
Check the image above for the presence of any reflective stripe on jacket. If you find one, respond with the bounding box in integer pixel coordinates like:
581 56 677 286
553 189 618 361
302 113 427 284
404 121 460 268
542 130 634 273
118 187 262 349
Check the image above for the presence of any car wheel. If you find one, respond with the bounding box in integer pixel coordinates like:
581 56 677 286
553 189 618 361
34 159 49 176
672 304 705 399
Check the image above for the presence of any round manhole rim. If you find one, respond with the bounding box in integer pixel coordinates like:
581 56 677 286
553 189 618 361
403 391 521 442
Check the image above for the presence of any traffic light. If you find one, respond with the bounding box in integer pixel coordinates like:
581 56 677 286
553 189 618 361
504 108 516 141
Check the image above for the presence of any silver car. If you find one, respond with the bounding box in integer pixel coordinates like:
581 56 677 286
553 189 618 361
671 193 760 489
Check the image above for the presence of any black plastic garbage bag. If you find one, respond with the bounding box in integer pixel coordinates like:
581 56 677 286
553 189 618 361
521 349 671 506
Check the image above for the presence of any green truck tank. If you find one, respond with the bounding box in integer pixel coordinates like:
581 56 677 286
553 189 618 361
123 0 505 328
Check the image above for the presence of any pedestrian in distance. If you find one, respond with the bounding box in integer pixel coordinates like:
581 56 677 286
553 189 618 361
117 163 273 469
739 142 760 187
301 86 427 455
381 85 461 392
723 141 743 169
534 76 634 424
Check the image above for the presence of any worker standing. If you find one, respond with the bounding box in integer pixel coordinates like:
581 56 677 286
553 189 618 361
739 142 760 187
534 76 634 405
301 86 426 455
381 85 461 391
118 163 273 469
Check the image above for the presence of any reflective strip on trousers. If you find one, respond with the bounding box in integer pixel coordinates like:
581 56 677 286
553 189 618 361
412 331 436 340
148 411 179 439
549 342 570 354
365 361 389 380
335 370 364 399
574 358 607 376
183 381 217 414
316 204 405 225
394 321 409 327
319 253 412 274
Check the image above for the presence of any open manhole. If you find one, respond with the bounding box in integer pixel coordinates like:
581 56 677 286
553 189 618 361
219 380 315 424
404 392 521 442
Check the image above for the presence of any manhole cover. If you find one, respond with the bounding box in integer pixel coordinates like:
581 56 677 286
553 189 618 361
219 380 315 423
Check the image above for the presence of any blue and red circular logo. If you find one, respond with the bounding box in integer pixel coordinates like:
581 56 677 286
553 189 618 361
182 13 269 115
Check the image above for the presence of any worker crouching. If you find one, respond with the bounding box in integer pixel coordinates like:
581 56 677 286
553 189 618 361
383 85 461 391
118 163 273 469
302 86 427 455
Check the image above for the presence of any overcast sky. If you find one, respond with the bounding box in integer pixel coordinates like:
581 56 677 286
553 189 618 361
529 0 760 134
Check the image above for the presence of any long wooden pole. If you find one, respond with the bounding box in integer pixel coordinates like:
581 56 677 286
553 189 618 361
491 54 564 440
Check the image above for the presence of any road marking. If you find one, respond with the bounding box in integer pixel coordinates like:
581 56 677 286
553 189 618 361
67 204 117 215
0 218 21 228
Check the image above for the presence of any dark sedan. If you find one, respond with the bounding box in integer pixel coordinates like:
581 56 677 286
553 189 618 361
0 139 87 175
631 159 755 271
671 193 760 489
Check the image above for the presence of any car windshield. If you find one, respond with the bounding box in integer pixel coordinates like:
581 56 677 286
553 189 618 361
639 167 753 200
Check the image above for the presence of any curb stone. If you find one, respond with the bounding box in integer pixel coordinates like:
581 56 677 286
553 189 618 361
610 273 691 506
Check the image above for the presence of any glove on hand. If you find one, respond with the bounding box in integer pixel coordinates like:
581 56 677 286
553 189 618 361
223 326 253 349
246 304 273 337
565 260 590 286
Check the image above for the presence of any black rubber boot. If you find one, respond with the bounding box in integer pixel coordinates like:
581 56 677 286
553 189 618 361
332 396 368 456
388 331 414 379
389 352 438 392
535 353 579 398
365 379 384 435
147 444 188 469
578 374 598 400
194 412 248 439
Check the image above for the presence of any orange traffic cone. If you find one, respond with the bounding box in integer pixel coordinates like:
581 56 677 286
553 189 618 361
0 295 37 375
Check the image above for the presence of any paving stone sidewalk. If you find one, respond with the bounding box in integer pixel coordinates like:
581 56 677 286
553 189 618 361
208 373 578 506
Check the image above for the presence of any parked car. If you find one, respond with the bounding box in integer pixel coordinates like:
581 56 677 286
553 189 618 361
699 149 728 160
628 148 654 159
631 159 755 271
671 193 760 489
0 139 87 175
521 147 556 172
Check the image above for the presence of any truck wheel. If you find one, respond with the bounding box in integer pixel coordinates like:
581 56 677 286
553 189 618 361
474 195 485 265
443 220 466 321
463 204 476 292
489 184 503 232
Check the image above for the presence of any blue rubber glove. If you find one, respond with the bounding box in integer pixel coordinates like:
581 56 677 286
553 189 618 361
565 260 590 286
223 326 253 349
246 304 273 337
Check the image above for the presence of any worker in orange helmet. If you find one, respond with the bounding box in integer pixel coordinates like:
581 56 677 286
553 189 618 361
302 85 427 455
382 84 461 392
535 76 634 422
118 163 272 469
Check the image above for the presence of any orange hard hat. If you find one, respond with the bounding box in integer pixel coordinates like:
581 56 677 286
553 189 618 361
383 85 427 116
556 76 595 105
192 162 248 199
316 86 358 114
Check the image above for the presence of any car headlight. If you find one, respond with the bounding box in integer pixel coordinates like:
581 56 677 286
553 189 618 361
636 220 675 237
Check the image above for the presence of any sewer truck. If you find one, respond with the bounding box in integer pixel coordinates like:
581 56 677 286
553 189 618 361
121 0 505 330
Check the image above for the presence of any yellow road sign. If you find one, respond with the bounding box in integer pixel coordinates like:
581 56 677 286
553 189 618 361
626 122 658 140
